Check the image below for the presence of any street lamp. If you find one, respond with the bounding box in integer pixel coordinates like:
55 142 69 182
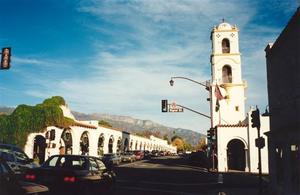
169 79 174 86
169 76 209 90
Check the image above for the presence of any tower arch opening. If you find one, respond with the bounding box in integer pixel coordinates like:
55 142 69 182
222 38 230 53
222 65 232 83
227 139 246 171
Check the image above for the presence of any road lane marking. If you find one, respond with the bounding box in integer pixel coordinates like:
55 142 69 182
117 186 201 195
117 179 219 186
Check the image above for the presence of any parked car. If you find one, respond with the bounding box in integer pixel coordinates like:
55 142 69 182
0 157 48 195
134 151 144 160
0 143 38 174
102 153 122 166
151 150 159 157
143 150 151 159
24 154 116 194
120 152 136 163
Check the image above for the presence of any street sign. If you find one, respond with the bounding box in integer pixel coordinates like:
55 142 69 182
255 137 265 149
161 100 168 112
168 102 184 112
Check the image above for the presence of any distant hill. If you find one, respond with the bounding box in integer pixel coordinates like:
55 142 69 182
0 106 14 115
72 112 205 146
0 106 205 146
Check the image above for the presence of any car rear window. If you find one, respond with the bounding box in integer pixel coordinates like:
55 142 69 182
44 156 88 170
0 152 14 162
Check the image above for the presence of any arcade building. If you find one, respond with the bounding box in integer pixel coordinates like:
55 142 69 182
24 104 177 163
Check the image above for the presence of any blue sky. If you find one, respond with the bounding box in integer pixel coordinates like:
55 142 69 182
0 0 298 134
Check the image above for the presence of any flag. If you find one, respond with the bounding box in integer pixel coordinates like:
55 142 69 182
215 84 224 100
215 85 224 112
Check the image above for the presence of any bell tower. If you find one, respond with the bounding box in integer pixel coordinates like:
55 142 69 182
210 22 246 126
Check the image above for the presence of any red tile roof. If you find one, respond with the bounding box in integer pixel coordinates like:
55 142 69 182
217 124 248 128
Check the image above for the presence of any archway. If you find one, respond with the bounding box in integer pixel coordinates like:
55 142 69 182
124 138 129 152
139 142 143 150
97 134 105 157
222 38 230 53
222 65 232 83
116 138 122 154
108 136 114 153
61 129 73 155
33 135 46 164
227 139 246 171
130 140 133 151
80 131 89 155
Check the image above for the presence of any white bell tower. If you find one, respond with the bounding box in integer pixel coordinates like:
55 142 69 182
210 22 246 126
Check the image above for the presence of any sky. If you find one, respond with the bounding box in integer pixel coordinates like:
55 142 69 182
0 0 298 134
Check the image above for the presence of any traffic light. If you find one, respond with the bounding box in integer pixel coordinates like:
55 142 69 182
207 127 216 140
251 108 261 129
207 129 211 139
161 99 168 112
1 47 11 69
210 127 215 138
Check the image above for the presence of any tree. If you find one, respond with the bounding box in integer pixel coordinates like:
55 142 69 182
172 137 185 151
0 96 75 148
163 134 170 144
171 135 182 142
194 137 207 151
98 120 112 128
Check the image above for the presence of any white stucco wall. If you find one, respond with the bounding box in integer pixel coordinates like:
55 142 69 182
24 123 176 161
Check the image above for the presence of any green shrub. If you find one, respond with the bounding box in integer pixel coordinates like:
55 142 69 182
0 96 74 148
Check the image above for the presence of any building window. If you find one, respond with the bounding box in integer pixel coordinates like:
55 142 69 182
222 65 232 83
222 38 230 53
235 106 239 111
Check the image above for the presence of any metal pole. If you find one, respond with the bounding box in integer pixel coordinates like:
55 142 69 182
257 127 262 195
176 104 211 119
171 76 208 88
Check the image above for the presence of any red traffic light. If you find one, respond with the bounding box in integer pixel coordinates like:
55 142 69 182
1 47 11 69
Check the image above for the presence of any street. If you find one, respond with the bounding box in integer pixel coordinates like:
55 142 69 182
112 155 268 195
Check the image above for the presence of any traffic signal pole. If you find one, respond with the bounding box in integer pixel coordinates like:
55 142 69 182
251 107 263 195
257 126 263 195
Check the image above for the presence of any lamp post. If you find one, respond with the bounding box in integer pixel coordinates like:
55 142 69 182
169 77 209 90
169 76 216 170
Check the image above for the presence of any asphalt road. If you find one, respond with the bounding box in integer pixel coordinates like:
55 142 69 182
112 156 269 195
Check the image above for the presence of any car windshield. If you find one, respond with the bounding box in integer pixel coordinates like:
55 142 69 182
14 151 30 163
43 156 88 170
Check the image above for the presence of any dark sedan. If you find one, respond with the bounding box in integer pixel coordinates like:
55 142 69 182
0 157 48 195
24 154 116 194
